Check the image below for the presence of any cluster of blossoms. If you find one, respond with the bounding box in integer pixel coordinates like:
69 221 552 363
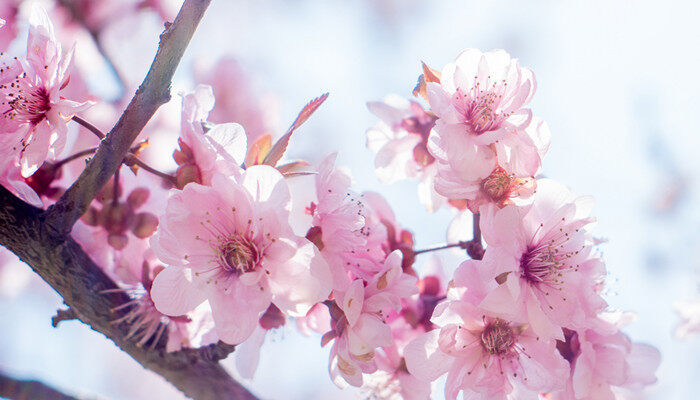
0 4 662 400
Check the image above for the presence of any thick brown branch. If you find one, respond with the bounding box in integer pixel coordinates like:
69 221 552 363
0 370 83 400
0 186 256 400
46 0 212 235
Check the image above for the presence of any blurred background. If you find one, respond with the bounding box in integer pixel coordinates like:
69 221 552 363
1 0 699 399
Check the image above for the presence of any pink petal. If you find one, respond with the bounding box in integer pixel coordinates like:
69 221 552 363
150 266 207 316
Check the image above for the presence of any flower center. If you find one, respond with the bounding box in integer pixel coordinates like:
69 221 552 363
520 243 561 284
458 79 510 134
481 167 514 203
5 85 51 125
218 235 259 275
481 319 515 355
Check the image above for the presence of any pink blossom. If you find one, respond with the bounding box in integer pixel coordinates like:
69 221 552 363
326 250 419 387
429 117 549 210
112 262 217 352
0 5 94 177
470 179 607 341
426 49 549 209
173 85 248 188
404 299 569 400
427 49 535 146
307 153 390 290
366 95 445 211
551 322 660 400
149 166 332 345
364 259 446 400
234 303 287 379
0 141 42 207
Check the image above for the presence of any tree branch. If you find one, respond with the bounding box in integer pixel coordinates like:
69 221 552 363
0 370 83 400
46 0 211 235
0 186 256 400
0 1 258 398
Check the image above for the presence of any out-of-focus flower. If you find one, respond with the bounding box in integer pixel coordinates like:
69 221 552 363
194 57 278 147
0 5 94 177
673 298 700 338
404 299 569 400
0 2 19 49
0 247 32 298
473 179 607 341
150 167 332 345
366 95 445 211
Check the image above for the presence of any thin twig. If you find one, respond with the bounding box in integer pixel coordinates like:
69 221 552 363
124 154 177 185
54 148 98 168
413 213 484 259
72 116 105 140
47 0 211 235
413 241 469 255
70 117 177 184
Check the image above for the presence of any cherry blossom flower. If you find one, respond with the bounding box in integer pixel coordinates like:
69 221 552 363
366 95 445 211
149 166 332 345
472 179 607 341
325 250 419 387
307 153 390 290
173 85 247 188
427 48 535 147
425 49 549 209
551 319 660 400
0 5 94 177
404 299 569 400
364 259 446 400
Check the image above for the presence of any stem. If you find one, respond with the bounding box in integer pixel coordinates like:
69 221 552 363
413 213 484 259
112 168 120 206
72 115 105 140
124 154 177 185
473 213 481 244
54 148 97 167
413 241 468 255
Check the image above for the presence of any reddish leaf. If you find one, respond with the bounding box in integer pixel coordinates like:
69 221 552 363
245 134 272 167
276 160 316 177
413 62 441 102
422 61 441 84
263 93 329 167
